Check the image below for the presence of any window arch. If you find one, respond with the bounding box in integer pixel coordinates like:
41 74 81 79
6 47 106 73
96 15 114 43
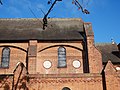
1 47 10 68
62 87 71 90
58 46 66 68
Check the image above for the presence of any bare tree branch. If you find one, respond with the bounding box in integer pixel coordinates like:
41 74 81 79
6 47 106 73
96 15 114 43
72 0 90 14
43 0 89 30
43 0 62 30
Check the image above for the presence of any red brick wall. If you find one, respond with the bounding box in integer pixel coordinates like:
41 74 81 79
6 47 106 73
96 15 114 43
0 39 103 74
28 74 103 90
36 42 84 74
28 40 37 74
0 75 13 90
0 73 103 90
87 36 102 73
84 23 102 73
0 43 28 74
104 61 120 90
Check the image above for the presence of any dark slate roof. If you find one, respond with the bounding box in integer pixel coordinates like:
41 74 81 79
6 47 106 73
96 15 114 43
95 43 120 64
0 18 84 41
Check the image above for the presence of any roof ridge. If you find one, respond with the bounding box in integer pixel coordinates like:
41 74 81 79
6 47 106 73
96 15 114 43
0 18 83 21
95 43 117 46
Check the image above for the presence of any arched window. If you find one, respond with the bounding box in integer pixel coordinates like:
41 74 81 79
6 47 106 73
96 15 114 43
58 46 66 68
62 87 71 90
1 47 10 68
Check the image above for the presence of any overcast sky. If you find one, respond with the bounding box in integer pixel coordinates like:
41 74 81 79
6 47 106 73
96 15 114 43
0 0 120 44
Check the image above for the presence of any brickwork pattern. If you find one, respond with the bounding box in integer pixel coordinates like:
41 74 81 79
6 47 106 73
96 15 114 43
37 42 83 74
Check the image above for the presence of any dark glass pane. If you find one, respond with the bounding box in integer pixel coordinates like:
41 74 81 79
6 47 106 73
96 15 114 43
59 47 65 52
1 47 10 68
58 60 66 67
58 47 66 67
2 62 9 67
58 51 66 54
59 58 66 61
58 54 66 58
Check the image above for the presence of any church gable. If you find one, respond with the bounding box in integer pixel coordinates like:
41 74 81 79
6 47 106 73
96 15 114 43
0 18 119 90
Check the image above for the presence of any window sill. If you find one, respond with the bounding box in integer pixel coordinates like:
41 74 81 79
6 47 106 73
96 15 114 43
0 67 9 69
57 66 67 68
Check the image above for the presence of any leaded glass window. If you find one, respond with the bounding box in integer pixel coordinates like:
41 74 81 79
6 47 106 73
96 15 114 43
1 47 10 68
58 46 66 68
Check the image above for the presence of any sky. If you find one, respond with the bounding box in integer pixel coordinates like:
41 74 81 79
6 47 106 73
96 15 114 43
0 0 120 44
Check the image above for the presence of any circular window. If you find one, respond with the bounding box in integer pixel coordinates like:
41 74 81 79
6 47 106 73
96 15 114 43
43 60 52 69
72 60 81 68
116 67 120 70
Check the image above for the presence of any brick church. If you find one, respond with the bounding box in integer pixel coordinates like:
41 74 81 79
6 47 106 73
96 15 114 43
0 18 120 90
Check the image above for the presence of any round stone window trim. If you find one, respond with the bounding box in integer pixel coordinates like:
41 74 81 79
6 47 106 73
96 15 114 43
72 60 81 68
116 67 120 70
43 60 52 69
